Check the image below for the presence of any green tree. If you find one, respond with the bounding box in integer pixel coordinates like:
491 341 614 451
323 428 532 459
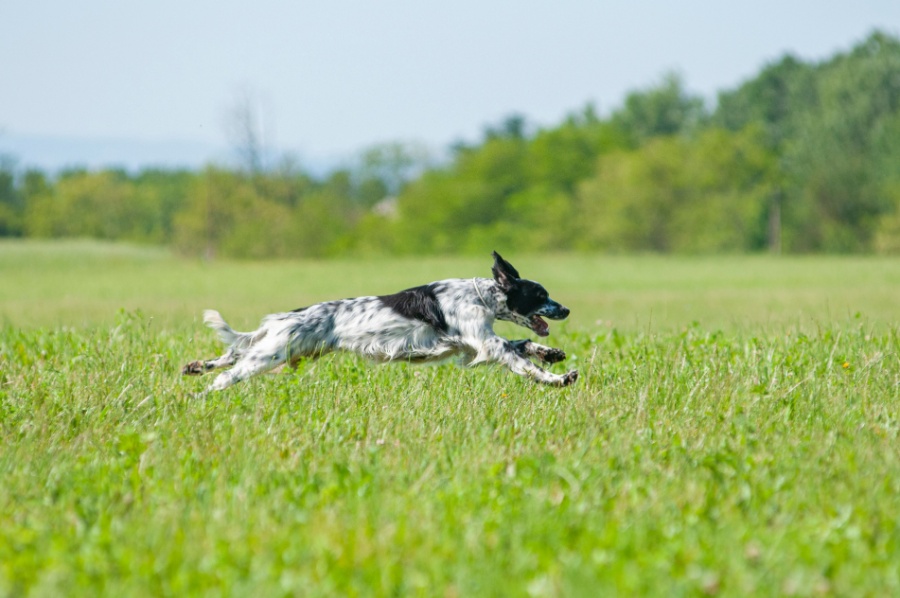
391 134 528 253
172 168 235 258
611 73 706 146
711 31 900 252
783 32 900 251
131 169 194 243
712 55 816 149
0 156 23 236
24 170 167 242
526 107 628 193
172 166 359 259
577 126 775 252
355 141 432 198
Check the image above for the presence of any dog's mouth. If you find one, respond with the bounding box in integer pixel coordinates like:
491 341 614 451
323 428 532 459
531 315 550 337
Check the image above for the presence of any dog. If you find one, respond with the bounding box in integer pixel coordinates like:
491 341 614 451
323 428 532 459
182 251 578 392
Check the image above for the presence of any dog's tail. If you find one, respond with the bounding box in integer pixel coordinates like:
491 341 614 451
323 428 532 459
203 309 241 345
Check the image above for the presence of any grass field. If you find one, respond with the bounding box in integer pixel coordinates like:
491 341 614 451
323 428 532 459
2 240 900 596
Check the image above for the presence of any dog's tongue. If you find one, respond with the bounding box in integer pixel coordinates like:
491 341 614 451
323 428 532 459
532 315 550 337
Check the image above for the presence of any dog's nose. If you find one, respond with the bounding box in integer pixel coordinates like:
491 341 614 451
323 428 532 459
559 306 570 319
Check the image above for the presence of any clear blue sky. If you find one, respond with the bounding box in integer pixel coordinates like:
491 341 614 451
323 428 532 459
2 1 899 171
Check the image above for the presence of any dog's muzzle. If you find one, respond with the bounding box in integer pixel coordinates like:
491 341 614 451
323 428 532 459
531 300 570 336
537 300 570 320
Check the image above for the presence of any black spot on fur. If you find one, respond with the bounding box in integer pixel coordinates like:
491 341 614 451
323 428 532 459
291 306 308 313
504 279 549 316
378 284 448 333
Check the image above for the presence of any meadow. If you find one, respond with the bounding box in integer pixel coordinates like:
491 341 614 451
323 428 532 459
1 240 900 596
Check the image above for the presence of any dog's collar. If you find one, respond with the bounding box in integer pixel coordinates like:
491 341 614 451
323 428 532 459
472 278 490 309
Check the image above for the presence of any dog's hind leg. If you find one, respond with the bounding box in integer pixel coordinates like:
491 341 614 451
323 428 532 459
207 348 287 391
204 329 324 391
182 351 238 376
509 340 567 365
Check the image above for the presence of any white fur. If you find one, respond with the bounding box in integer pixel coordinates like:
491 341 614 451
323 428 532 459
184 269 578 392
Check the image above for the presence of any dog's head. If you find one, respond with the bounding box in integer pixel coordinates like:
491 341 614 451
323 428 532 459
491 251 570 337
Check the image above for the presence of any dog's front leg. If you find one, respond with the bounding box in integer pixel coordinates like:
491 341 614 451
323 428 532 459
509 339 567 365
475 337 578 387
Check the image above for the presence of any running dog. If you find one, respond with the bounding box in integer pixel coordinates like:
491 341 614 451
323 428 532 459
183 251 578 391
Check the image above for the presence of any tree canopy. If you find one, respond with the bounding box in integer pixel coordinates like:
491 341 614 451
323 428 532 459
3 31 900 257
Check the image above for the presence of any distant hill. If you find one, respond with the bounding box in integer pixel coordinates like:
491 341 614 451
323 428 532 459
0 132 341 176
0 132 226 172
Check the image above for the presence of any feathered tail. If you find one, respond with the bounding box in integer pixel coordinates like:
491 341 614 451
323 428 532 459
203 309 241 345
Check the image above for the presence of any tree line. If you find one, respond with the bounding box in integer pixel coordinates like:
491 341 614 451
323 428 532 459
2 31 900 257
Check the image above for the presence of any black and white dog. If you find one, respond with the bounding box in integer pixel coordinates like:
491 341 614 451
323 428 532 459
183 252 578 391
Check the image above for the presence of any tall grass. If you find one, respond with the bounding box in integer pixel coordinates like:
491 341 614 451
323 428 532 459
2 241 899 595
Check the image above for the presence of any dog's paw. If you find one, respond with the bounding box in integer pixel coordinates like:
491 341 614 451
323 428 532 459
561 370 579 386
540 347 567 364
182 361 205 376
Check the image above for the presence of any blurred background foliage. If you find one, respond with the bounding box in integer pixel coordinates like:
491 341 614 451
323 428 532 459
3 31 900 258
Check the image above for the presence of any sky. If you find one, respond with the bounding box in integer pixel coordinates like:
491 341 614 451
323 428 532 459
2 1 899 172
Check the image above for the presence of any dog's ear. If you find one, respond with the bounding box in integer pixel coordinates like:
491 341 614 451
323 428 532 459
491 251 520 290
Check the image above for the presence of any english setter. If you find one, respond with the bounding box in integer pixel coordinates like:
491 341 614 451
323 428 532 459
183 251 578 391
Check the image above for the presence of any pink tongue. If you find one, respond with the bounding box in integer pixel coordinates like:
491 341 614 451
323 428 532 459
534 316 549 337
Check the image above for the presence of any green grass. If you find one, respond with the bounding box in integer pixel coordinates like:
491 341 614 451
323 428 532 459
2 240 900 596
3 238 900 332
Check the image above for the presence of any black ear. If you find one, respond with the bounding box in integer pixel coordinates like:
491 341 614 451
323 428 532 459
491 251 520 290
